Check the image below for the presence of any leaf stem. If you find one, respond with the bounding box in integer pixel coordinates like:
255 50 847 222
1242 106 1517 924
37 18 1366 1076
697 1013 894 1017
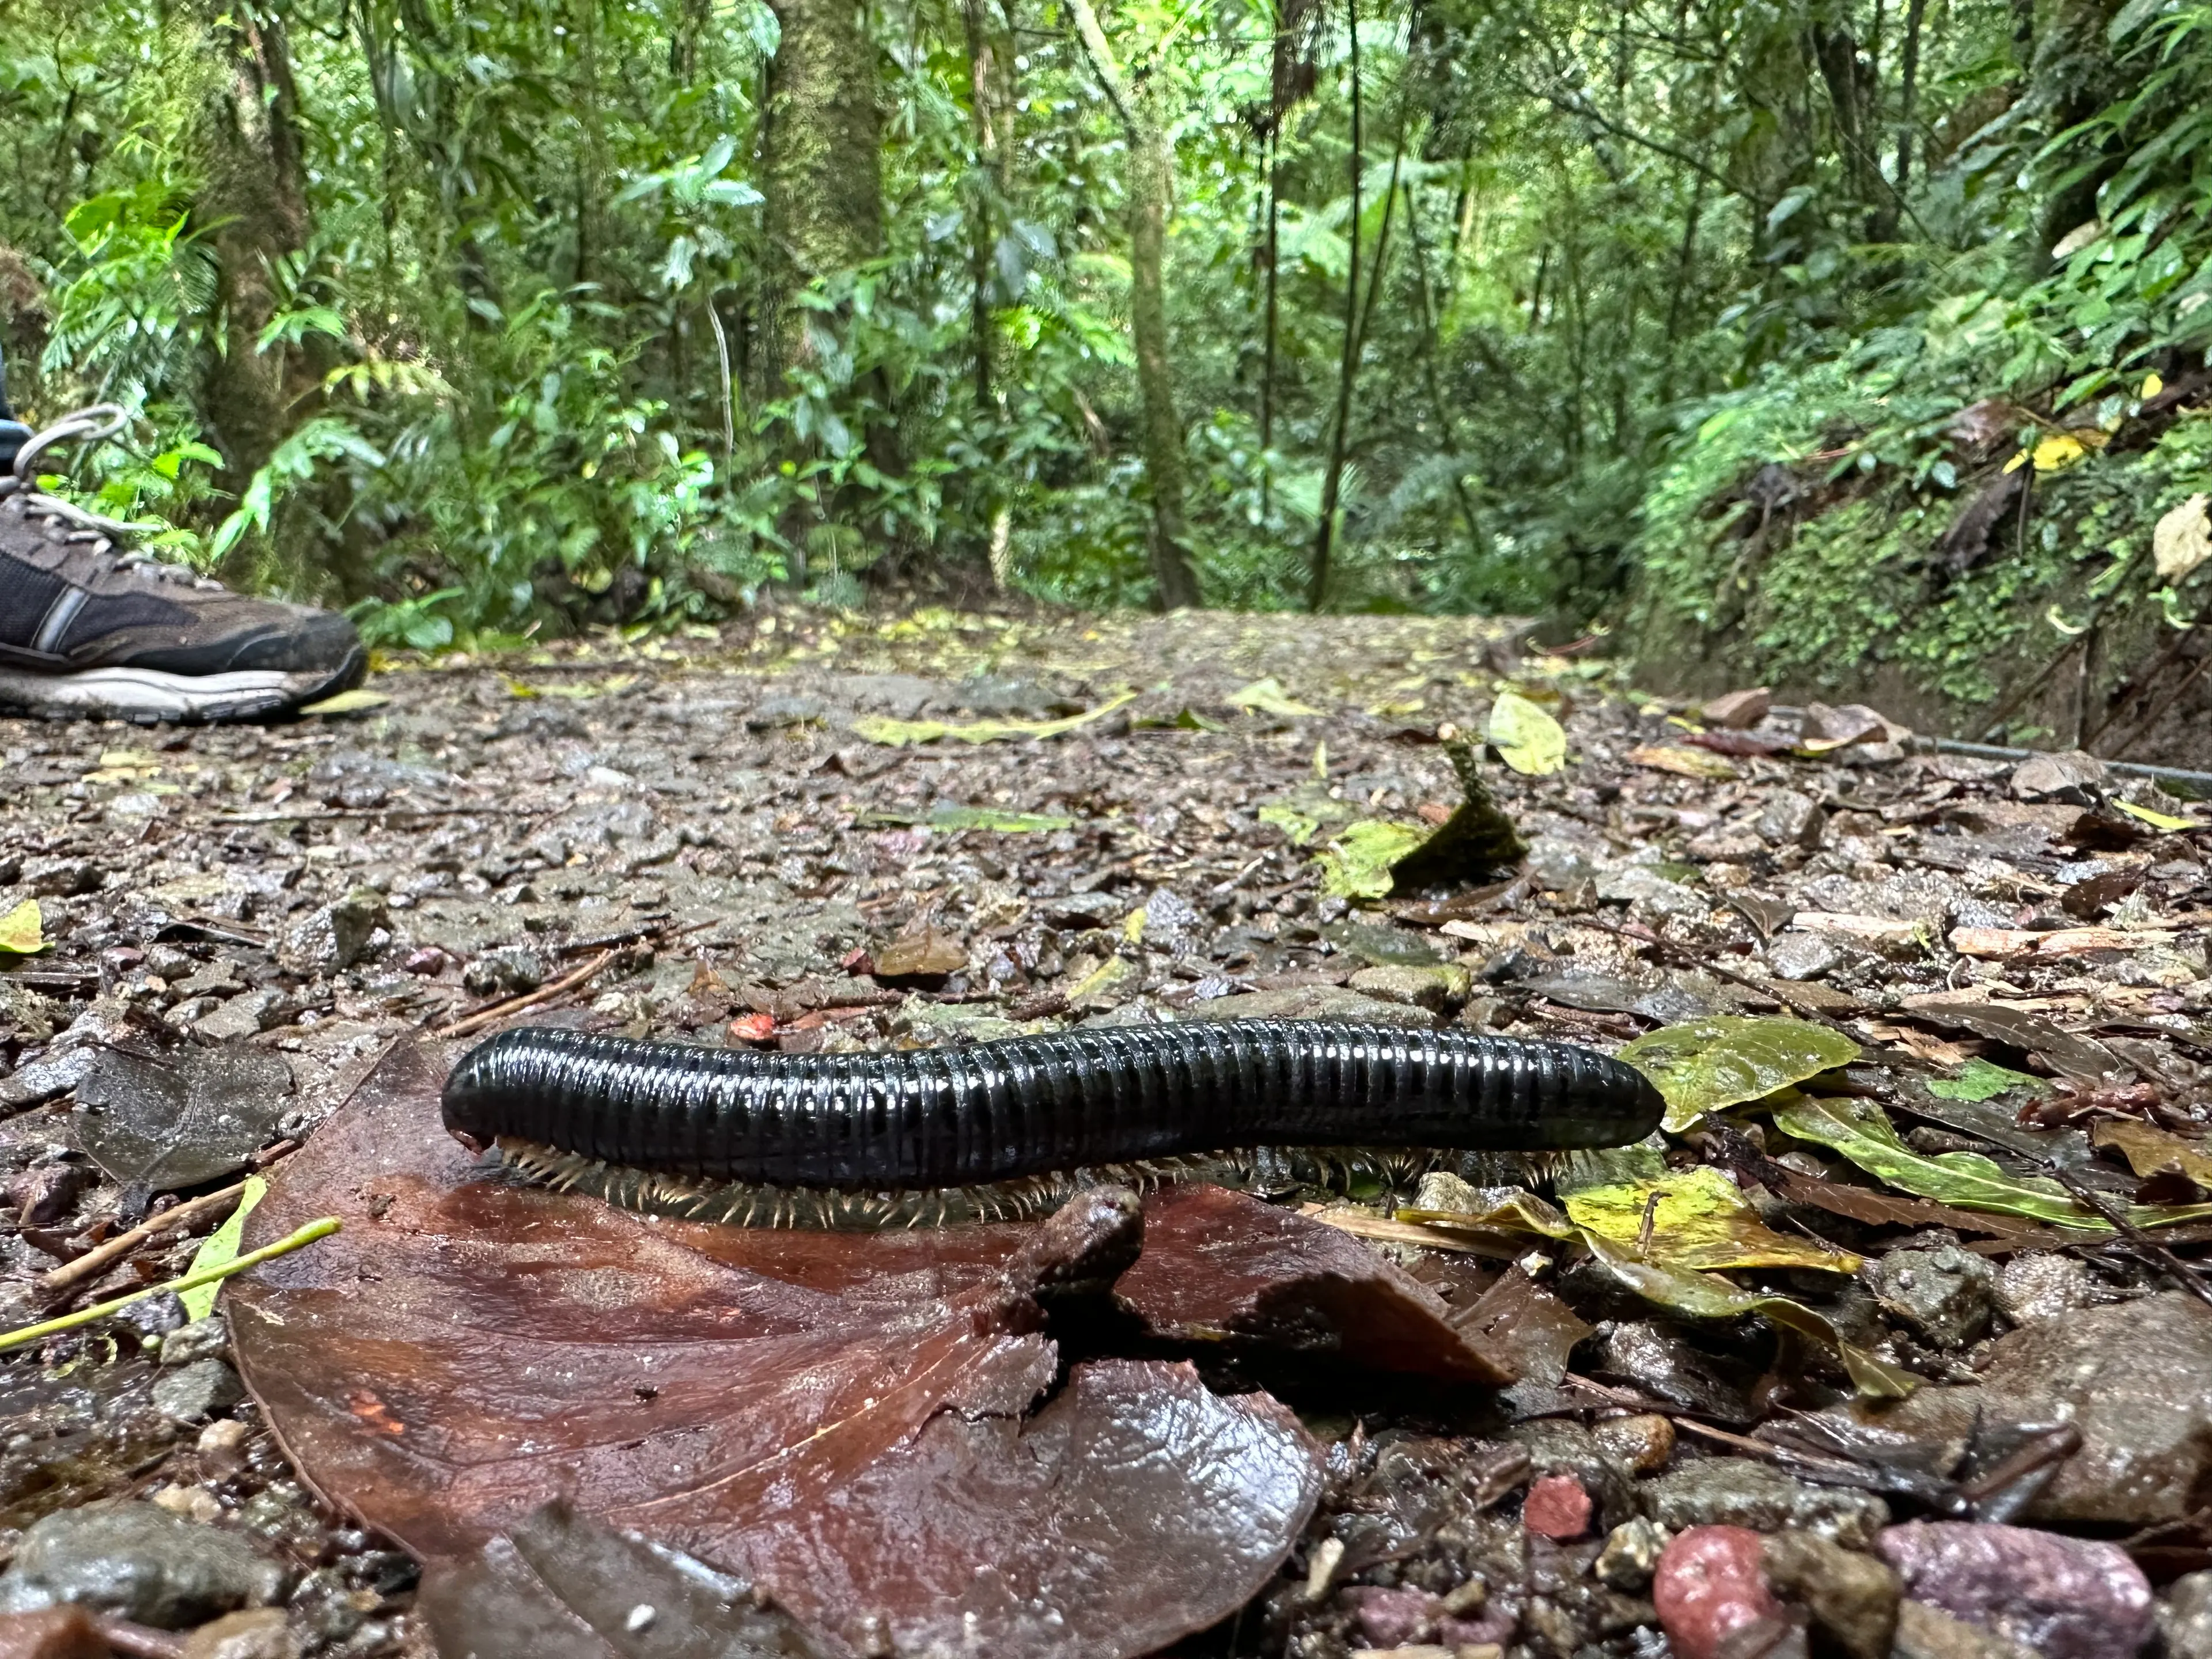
0 1218 342 1354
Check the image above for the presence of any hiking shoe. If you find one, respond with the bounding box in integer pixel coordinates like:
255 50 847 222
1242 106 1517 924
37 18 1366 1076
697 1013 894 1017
0 407 366 723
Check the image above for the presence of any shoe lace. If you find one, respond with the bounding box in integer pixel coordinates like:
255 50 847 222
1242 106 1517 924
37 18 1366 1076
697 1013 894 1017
0 405 224 592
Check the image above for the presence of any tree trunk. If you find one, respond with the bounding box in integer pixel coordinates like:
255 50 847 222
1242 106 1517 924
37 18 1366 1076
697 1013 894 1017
760 0 885 380
961 0 998 410
193 0 312 501
1069 0 1202 610
1893 0 1929 190
1309 0 1362 612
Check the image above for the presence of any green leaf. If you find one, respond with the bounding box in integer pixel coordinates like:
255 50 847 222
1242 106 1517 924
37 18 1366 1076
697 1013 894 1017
1618 1017 1862 1133
857 804 1076 833
851 692 1136 747
0 899 46 956
182 1177 267 1321
1928 1059 2046 1101
1257 802 1323 846
1485 690 1567 775
1772 1096 2212 1231
1578 1231 1916 1399
1228 677 1323 717
1317 820 1429 899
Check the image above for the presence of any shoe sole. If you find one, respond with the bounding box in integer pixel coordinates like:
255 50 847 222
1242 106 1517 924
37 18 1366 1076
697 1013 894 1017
0 647 368 725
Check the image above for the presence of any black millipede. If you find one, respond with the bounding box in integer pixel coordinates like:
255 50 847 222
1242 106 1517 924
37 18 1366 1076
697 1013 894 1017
441 1018 1665 1229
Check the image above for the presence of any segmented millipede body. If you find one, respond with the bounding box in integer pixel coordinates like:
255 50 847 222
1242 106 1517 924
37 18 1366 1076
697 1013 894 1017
442 1018 1665 1228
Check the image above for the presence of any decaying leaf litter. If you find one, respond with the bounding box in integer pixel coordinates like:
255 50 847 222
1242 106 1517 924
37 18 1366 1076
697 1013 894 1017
1 605 2211 1659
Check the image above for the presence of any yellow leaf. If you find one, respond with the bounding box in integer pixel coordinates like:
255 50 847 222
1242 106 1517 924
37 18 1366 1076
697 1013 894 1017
182 1176 267 1321
853 691 1137 747
0 899 44 956
2114 798 2198 832
2032 434 2085 472
1486 690 1567 775
2143 373 2165 400
1228 677 1323 717
301 688 393 715
2002 450 2029 474
2092 1120 2212 1189
1564 1166 1862 1274
1626 744 1739 781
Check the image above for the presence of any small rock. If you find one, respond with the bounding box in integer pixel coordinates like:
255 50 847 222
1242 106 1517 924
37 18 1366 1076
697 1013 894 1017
1641 1459 1889 1550
1767 931 1845 981
2010 750 2108 804
1524 835 1599 892
1065 955 1141 1013
401 946 451 977
0 1608 107 1659
8 1162 92 1226
150 1487 224 1527
1802 703 1900 748
1595 1518 1666 1590
1348 964 1474 1012
1876 1521 2153 1659
159 1319 228 1369
462 948 546 997
1684 828 1766 863
1596 866 1706 920
1522 1473 1592 1540
1653 1526 1784 1659
1762 1532 1898 1659
191 991 284 1043
26 860 103 898
1140 888 1202 953
182 1608 298 1659
1893 1601 2041 1659
1756 791 1825 850
173 963 245 1000
117 1294 190 1342
1702 688 1772 729
1591 1413 1676 1474
275 889 387 978
2161 1570 2212 1659
1868 1244 1996 1349
151 1359 245 1425
0 1503 291 1628
1994 1253 2099 1325
745 694 828 729
1342 1586 1435 1649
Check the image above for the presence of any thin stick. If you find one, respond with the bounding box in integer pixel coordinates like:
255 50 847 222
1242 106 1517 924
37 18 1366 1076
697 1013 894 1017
0 1219 342 1354
433 949 618 1040
2048 1166 2212 1313
40 1180 249 1296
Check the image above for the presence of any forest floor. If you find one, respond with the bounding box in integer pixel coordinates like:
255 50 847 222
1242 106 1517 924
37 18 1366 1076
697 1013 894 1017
3 604 2212 1659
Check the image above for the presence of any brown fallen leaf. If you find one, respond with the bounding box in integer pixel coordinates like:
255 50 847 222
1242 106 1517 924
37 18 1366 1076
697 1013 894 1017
229 1040 1326 1659
2092 1119 2212 1190
872 924 968 979
1902 1001 2128 1082
1793 912 1928 951
1119 1184 1514 1384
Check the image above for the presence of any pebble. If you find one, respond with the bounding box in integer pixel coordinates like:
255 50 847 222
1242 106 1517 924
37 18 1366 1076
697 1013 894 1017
0 1503 291 1628
463 947 546 997
1641 1459 1889 1549
1893 1600 2042 1659
1756 791 1824 849
181 1608 297 1659
1653 1525 1783 1659
1521 1474 1592 1540
1877 1520 2153 1659
191 992 285 1043
1762 1531 1898 1659
2161 1570 2212 1659
1347 963 1474 1012
1994 1254 2099 1325
1595 1518 1665 1590
275 890 386 978
1767 931 1844 980
158 1319 229 1370
1868 1244 1996 1349
0 1608 107 1659
1597 867 1707 921
151 1360 245 1425
1591 1412 1675 1474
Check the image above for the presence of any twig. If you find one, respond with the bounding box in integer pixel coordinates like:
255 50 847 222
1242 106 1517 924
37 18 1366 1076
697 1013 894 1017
0 1218 342 1354
2047 1166 2212 1312
40 1180 250 1296
432 949 618 1039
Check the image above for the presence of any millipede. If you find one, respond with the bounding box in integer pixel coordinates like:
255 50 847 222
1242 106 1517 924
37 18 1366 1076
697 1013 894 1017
441 1018 1665 1229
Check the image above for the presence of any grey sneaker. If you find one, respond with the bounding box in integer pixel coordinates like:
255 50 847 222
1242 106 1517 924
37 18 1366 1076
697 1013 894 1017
0 407 366 722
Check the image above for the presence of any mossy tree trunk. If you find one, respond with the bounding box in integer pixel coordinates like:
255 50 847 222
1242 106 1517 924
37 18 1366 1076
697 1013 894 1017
194 0 312 502
1069 0 1202 611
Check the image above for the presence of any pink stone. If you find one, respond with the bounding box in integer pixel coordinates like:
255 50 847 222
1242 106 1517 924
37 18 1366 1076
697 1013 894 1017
1340 1585 1435 1649
1654 1525 1784 1659
1522 1472 1593 1540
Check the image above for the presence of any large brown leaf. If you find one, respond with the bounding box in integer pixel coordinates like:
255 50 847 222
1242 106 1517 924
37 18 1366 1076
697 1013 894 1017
230 1040 1331 1659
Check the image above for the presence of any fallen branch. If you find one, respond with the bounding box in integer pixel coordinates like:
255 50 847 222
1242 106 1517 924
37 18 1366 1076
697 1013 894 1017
433 948 618 1040
41 1179 249 1296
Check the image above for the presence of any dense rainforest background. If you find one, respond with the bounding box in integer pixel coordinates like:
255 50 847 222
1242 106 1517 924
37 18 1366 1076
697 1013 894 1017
1 0 2209 747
